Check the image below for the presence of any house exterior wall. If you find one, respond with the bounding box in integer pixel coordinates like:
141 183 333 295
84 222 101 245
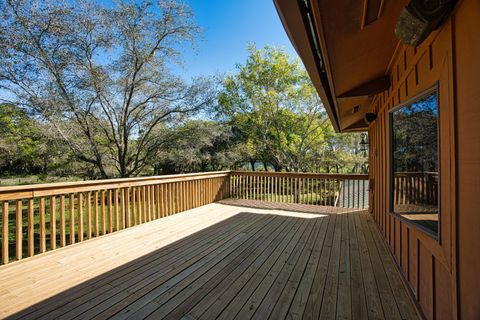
367 1 480 318
451 0 480 318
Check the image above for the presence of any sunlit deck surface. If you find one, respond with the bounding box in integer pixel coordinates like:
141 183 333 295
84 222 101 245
0 201 419 320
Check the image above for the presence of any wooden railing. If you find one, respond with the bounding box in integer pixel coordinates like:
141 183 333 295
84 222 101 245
393 172 438 206
229 171 369 209
0 171 230 265
0 170 370 265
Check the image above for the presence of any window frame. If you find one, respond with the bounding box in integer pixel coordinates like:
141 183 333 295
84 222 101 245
388 85 441 239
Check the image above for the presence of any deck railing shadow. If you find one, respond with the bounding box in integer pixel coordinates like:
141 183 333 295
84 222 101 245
8 209 331 319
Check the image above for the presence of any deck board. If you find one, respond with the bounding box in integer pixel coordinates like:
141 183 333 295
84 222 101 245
0 201 420 320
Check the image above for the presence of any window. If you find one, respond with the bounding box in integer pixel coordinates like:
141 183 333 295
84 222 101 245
390 88 439 235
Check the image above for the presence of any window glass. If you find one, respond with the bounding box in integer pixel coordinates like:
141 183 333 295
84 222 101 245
391 90 439 235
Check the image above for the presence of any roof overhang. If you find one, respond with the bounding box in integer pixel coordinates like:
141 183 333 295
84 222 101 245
274 0 408 132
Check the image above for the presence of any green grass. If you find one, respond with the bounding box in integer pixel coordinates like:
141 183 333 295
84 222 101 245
0 175 81 186
0 194 133 263
234 191 337 206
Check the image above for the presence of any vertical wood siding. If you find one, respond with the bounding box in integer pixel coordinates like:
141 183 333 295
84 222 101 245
367 18 457 320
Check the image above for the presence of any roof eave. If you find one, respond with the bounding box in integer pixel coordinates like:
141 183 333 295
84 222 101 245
273 0 342 132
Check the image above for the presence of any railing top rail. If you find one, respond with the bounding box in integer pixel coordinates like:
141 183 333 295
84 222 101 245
230 171 369 180
0 171 230 201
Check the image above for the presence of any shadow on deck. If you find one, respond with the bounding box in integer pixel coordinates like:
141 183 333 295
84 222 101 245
0 201 419 319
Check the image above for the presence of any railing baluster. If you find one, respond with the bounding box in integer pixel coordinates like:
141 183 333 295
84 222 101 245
142 186 147 222
305 178 308 204
327 179 330 206
356 179 360 208
334 179 337 206
86 191 92 238
2 201 9 264
169 182 173 214
16 200 22 260
256 176 260 200
346 179 350 208
131 187 136 225
139 186 144 223
312 178 315 205
147 185 152 221
132 187 137 224
114 189 119 231
50 196 56 250
69 193 75 245
232 175 236 199
169 183 174 214
154 185 159 219
158 184 164 217
257 176 262 200
287 177 292 203
94 191 99 237
261 176 264 200
232 175 236 198
136 187 142 224
272 176 278 202
78 193 83 242
108 190 113 233
125 188 130 228
145 185 150 222
182 181 187 211
363 179 366 209
177 181 182 212
153 184 158 218
28 199 34 256
39 197 46 253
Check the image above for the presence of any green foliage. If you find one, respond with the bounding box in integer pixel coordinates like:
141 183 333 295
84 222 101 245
216 45 367 173
392 93 438 172
0 0 214 178
0 104 46 175
0 104 94 178
0 31 368 181
154 120 241 174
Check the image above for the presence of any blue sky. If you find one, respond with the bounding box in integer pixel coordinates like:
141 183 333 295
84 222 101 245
172 0 299 80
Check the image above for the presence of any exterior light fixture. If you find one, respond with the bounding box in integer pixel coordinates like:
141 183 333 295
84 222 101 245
364 112 377 125
395 0 457 47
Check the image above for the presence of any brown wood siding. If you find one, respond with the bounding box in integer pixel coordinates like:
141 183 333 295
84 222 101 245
452 0 480 319
366 8 465 319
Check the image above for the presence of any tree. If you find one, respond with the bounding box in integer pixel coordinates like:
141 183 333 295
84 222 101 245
318 133 368 173
153 120 241 173
0 0 216 178
217 45 331 172
0 103 74 176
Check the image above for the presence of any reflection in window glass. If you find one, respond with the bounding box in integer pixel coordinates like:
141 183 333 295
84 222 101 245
391 90 439 235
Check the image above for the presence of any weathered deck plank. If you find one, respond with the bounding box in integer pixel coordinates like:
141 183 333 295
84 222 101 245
0 201 420 320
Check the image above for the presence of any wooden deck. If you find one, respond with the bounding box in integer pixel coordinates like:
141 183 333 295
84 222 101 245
0 201 419 319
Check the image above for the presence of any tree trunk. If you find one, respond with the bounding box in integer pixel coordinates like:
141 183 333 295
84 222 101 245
250 160 256 171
